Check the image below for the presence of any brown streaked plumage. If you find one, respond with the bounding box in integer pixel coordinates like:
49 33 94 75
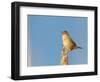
62 31 77 51
61 31 81 65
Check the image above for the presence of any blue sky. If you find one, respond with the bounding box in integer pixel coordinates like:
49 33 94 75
28 15 88 66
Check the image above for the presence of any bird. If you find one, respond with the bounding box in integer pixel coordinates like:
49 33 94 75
61 31 82 65
62 31 82 52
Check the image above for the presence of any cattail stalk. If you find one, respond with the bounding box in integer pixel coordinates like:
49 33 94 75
61 47 69 65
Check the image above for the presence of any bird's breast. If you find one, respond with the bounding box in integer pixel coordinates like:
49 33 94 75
62 39 76 51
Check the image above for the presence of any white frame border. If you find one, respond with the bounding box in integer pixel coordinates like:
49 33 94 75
20 6 95 76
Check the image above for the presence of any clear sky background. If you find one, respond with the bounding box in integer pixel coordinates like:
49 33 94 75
28 15 88 66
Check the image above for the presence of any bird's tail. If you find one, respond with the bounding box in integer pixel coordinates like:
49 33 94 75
76 46 82 49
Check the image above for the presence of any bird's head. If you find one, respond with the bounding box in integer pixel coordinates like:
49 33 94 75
62 31 70 40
